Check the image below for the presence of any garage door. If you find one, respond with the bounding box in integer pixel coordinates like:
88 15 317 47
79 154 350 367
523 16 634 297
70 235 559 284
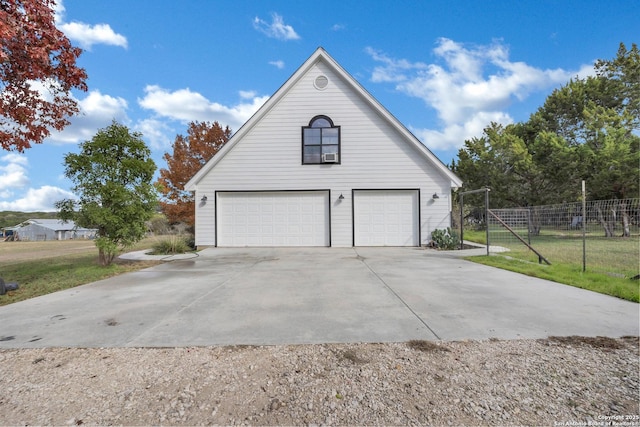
217 191 329 247
353 190 419 246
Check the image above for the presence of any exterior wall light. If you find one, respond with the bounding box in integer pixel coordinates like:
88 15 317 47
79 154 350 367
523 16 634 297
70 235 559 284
432 193 439 199
201 195 208 202
338 193 344 200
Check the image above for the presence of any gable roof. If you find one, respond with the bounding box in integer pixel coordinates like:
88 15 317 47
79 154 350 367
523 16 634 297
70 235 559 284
185 47 462 190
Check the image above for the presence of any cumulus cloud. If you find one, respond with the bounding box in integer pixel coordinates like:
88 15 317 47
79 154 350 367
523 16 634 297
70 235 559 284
135 118 174 150
0 155 74 211
138 85 269 131
253 13 300 41
0 186 77 212
59 22 128 50
47 90 129 144
54 0 128 50
0 153 30 199
366 39 594 150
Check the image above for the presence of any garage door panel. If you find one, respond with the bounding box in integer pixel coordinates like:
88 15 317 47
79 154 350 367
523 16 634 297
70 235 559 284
354 190 419 246
217 191 329 247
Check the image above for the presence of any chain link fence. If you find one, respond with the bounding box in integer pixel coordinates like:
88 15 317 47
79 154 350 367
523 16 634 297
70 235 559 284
484 198 639 278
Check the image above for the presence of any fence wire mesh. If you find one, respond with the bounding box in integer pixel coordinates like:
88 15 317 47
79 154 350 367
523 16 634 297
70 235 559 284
481 198 639 279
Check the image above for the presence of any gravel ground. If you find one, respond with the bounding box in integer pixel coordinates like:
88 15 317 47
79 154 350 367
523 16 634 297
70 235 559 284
0 337 638 426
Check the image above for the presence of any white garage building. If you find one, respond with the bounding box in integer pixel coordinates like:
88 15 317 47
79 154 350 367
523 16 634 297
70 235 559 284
185 48 462 248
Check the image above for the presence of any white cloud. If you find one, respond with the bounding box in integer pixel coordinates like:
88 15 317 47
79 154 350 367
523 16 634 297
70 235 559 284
0 153 30 199
366 39 595 151
253 13 300 41
59 22 128 50
0 186 77 212
135 118 174 151
0 155 75 211
47 90 129 144
54 0 127 50
411 111 514 151
138 85 269 131
239 90 257 99
269 60 285 69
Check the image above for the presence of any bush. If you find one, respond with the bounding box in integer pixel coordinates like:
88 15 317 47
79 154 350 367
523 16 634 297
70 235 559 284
430 227 459 250
151 235 191 255
148 214 170 235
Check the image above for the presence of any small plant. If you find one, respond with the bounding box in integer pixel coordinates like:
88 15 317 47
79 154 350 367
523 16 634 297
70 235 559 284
151 235 191 255
430 227 459 250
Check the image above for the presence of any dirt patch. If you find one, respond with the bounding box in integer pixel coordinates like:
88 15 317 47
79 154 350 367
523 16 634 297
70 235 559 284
543 335 631 350
407 339 451 352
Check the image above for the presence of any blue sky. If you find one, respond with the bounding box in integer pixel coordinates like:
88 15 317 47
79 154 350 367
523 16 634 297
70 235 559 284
1 0 637 212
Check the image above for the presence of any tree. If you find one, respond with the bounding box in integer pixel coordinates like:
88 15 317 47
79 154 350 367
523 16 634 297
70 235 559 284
1 0 88 152
456 43 639 208
454 122 582 209
157 121 231 225
56 121 157 266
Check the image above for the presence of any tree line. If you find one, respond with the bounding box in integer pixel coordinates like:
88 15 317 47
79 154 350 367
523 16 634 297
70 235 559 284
453 43 639 214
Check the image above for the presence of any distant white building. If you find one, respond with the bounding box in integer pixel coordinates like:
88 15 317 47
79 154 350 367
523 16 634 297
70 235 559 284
12 219 96 241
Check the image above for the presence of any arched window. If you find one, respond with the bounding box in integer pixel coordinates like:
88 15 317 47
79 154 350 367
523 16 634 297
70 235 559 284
302 115 340 164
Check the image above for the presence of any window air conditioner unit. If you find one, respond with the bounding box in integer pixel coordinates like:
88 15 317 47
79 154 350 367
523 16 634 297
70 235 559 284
322 153 338 163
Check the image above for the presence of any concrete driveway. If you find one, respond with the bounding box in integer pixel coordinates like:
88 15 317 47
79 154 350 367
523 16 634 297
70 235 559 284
0 247 637 348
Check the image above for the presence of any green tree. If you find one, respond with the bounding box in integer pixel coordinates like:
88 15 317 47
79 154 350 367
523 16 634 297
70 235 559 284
456 43 639 210
454 122 582 208
531 43 639 200
56 121 157 265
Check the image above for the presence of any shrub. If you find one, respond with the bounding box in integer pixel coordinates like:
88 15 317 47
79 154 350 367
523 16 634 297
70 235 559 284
430 227 459 250
151 235 191 255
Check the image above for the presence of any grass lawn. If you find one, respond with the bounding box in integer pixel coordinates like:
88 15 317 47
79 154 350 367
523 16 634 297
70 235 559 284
468 255 639 303
0 238 159 306
462 229 639 303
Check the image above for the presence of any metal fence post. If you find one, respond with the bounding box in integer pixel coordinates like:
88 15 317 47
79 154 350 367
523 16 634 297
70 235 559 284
527 207 531 245
582 180 586 272
485 188 490 256
459 193 464 250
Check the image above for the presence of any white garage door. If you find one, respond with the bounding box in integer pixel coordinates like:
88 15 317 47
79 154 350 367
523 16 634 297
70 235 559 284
354 190 419 246
217 191 329 247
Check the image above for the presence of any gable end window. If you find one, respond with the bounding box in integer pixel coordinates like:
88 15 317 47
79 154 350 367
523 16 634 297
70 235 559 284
302 115 341 164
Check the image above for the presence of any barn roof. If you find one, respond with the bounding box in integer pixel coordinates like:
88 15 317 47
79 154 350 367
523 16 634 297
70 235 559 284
20 219 93 232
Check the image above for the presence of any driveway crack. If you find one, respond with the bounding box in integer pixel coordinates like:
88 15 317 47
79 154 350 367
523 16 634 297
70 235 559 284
352 248 441 340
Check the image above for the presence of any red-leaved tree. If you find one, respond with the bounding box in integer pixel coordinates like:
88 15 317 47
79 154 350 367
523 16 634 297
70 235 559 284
158 121 232 225
1 0 88 151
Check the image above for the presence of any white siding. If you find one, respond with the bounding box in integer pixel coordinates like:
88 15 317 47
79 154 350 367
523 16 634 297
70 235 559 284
194 61 453 247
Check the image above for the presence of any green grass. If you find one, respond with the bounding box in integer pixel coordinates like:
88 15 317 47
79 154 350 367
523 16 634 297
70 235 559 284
467 255 639 302
462 229 487 244
0 240 158 306
461 227 639 302
464 228 639 276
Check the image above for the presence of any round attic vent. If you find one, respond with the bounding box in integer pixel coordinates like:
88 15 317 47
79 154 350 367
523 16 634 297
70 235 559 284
314 75 329 90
